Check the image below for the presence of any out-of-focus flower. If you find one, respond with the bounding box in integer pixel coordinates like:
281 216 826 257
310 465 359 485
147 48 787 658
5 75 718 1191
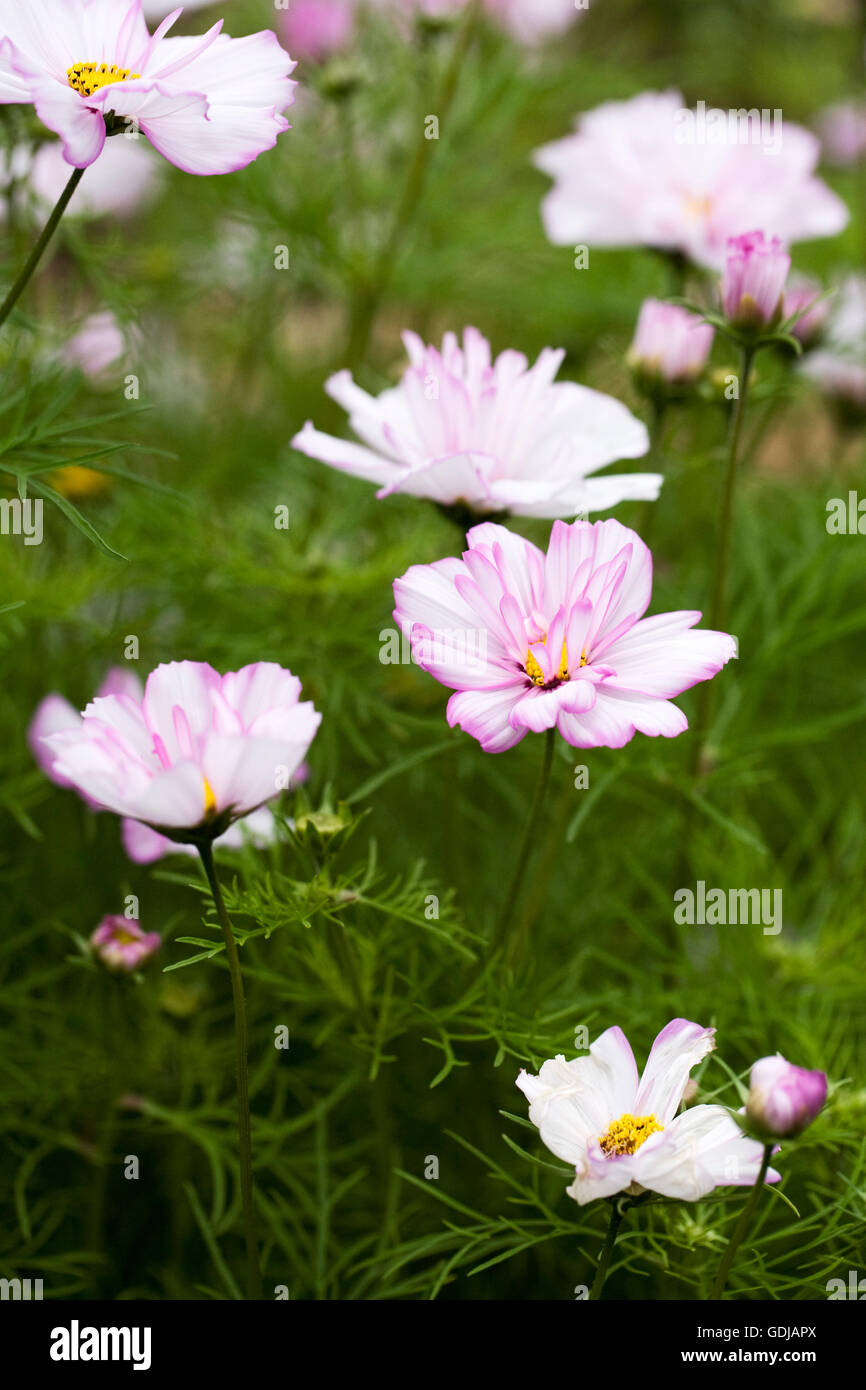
1 137 161 221
293 327 658 518
517 1019 781 1205
91 914 161 971
0 0 296 176
802 274 866 412
29 667 142 800
534 90 848 270
391 0 582 45
782 279 829 346
280 0 357 63
62 310 129 379
746 1054 827 1138
817 101 866 166
392 518 736 753
628 299 714 386
720 231 790 330
42 661 321 839
122 805 279 863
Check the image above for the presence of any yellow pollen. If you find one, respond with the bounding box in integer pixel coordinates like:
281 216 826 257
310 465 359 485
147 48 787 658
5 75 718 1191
525 637 587 687
203 778 217 818
113 928 139 946
67 62 139 98
683 194 712 221
599 1112 663 1157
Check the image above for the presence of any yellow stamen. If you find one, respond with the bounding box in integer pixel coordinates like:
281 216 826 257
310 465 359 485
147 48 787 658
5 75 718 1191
113 928 140 946
599 1112 663 1157
67 62 139 98
525 637 586 687
203 778 217 818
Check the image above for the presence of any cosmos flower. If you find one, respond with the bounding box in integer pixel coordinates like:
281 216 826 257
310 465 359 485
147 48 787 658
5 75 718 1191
534 90 848 270
280 0 357 63
29 666 142 802
628 299 714 385
91 914 161 971
393 517 736 752
62 309 130 379
0 0 296 176
39 660 321 841
802 274 866 412
122 805 279 863
817 101 866 166
746 1055 827 1139
1 136 161 222
720 231 790 330
517 1019 781 1205
293 328 658 519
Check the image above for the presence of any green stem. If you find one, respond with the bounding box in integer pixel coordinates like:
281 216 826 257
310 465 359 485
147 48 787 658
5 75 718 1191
589 1199 627 1300
345 0 481 365
0 165 85 331
494 727 555 965
709 1144 773 1299
197 840 263 1301
690 344 754 779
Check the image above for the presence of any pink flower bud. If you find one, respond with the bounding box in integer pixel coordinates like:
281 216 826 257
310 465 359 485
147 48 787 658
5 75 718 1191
783 280 829 346
280 0 355 64
91 916 161 973
628 299 714 385
746 1054 827 1138
721 231 791 330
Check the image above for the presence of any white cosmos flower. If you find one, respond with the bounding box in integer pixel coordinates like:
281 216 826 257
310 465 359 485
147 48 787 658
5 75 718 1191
517 1018 781 1205
292 326 658 519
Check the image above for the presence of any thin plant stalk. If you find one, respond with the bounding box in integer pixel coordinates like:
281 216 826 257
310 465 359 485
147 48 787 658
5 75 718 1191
590 1199 627 1300
197 839 263 1301
709 1144 774 1298
0 166 85 331
494 727 556 964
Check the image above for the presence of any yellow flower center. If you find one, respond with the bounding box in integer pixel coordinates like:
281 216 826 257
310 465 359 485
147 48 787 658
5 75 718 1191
525 637 586 687
599 1112 663 1157
203 777 217 818
113 929 140 946
67 62 140 98
683 194 713 222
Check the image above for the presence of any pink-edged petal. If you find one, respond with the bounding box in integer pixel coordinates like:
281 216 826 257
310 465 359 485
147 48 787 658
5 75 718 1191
636 1105 781 1201
635 1018 717 1124
446 686 525 753
291 420 397 486
603 611 738 698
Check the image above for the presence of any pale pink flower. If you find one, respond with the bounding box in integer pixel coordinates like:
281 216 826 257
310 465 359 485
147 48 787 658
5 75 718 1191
534 90 848 271
293 328 658 519
392 518 736 753
0 1 296 176
746 1055 827 1139
802 274 866 410
91 913 161 971
62 310 129 378
41 660 321 839
518 1019 781 1205
1 136 161 221
782 278 828 346
29 666 142 800
720 230 791 330
122 805 279 862
280 0 356 63
628 299 714 384
817 101 866 166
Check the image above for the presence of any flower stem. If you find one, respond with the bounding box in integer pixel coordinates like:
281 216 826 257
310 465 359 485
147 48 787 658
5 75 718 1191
589 1199 627 1300
494 727 556 965
709 1143 774 1299
0 165 85 331
345 0 481 365
197 839 263 1301
690 343 754 779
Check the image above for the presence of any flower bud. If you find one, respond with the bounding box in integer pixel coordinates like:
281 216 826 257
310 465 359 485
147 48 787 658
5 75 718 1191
721 231 791 331
745 1054 827 1138
628 299 714 387
91 916 161 973
783 280 828 347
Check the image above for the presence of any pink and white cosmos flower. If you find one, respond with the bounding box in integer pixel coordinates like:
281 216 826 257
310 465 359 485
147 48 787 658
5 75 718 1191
746 1055 827 1139
0 1 296 176
393 518 736 752
534 90 848 271
91 913 161 971
628 299 714 385
720 231 790 330
518 1019 781 1205
41 660 320 840
293 328 658 519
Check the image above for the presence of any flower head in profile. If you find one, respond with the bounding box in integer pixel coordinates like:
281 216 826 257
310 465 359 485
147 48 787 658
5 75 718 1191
720 231 790 331
0 0 296 175
294 328 658 519
802 274 866 415
628 299 714 389
534 90 848 270
91 914 161 971
746 1055 827 1139
393 518 736 752
40 660 320 842
518 1019 781 1205
783 279 828 347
